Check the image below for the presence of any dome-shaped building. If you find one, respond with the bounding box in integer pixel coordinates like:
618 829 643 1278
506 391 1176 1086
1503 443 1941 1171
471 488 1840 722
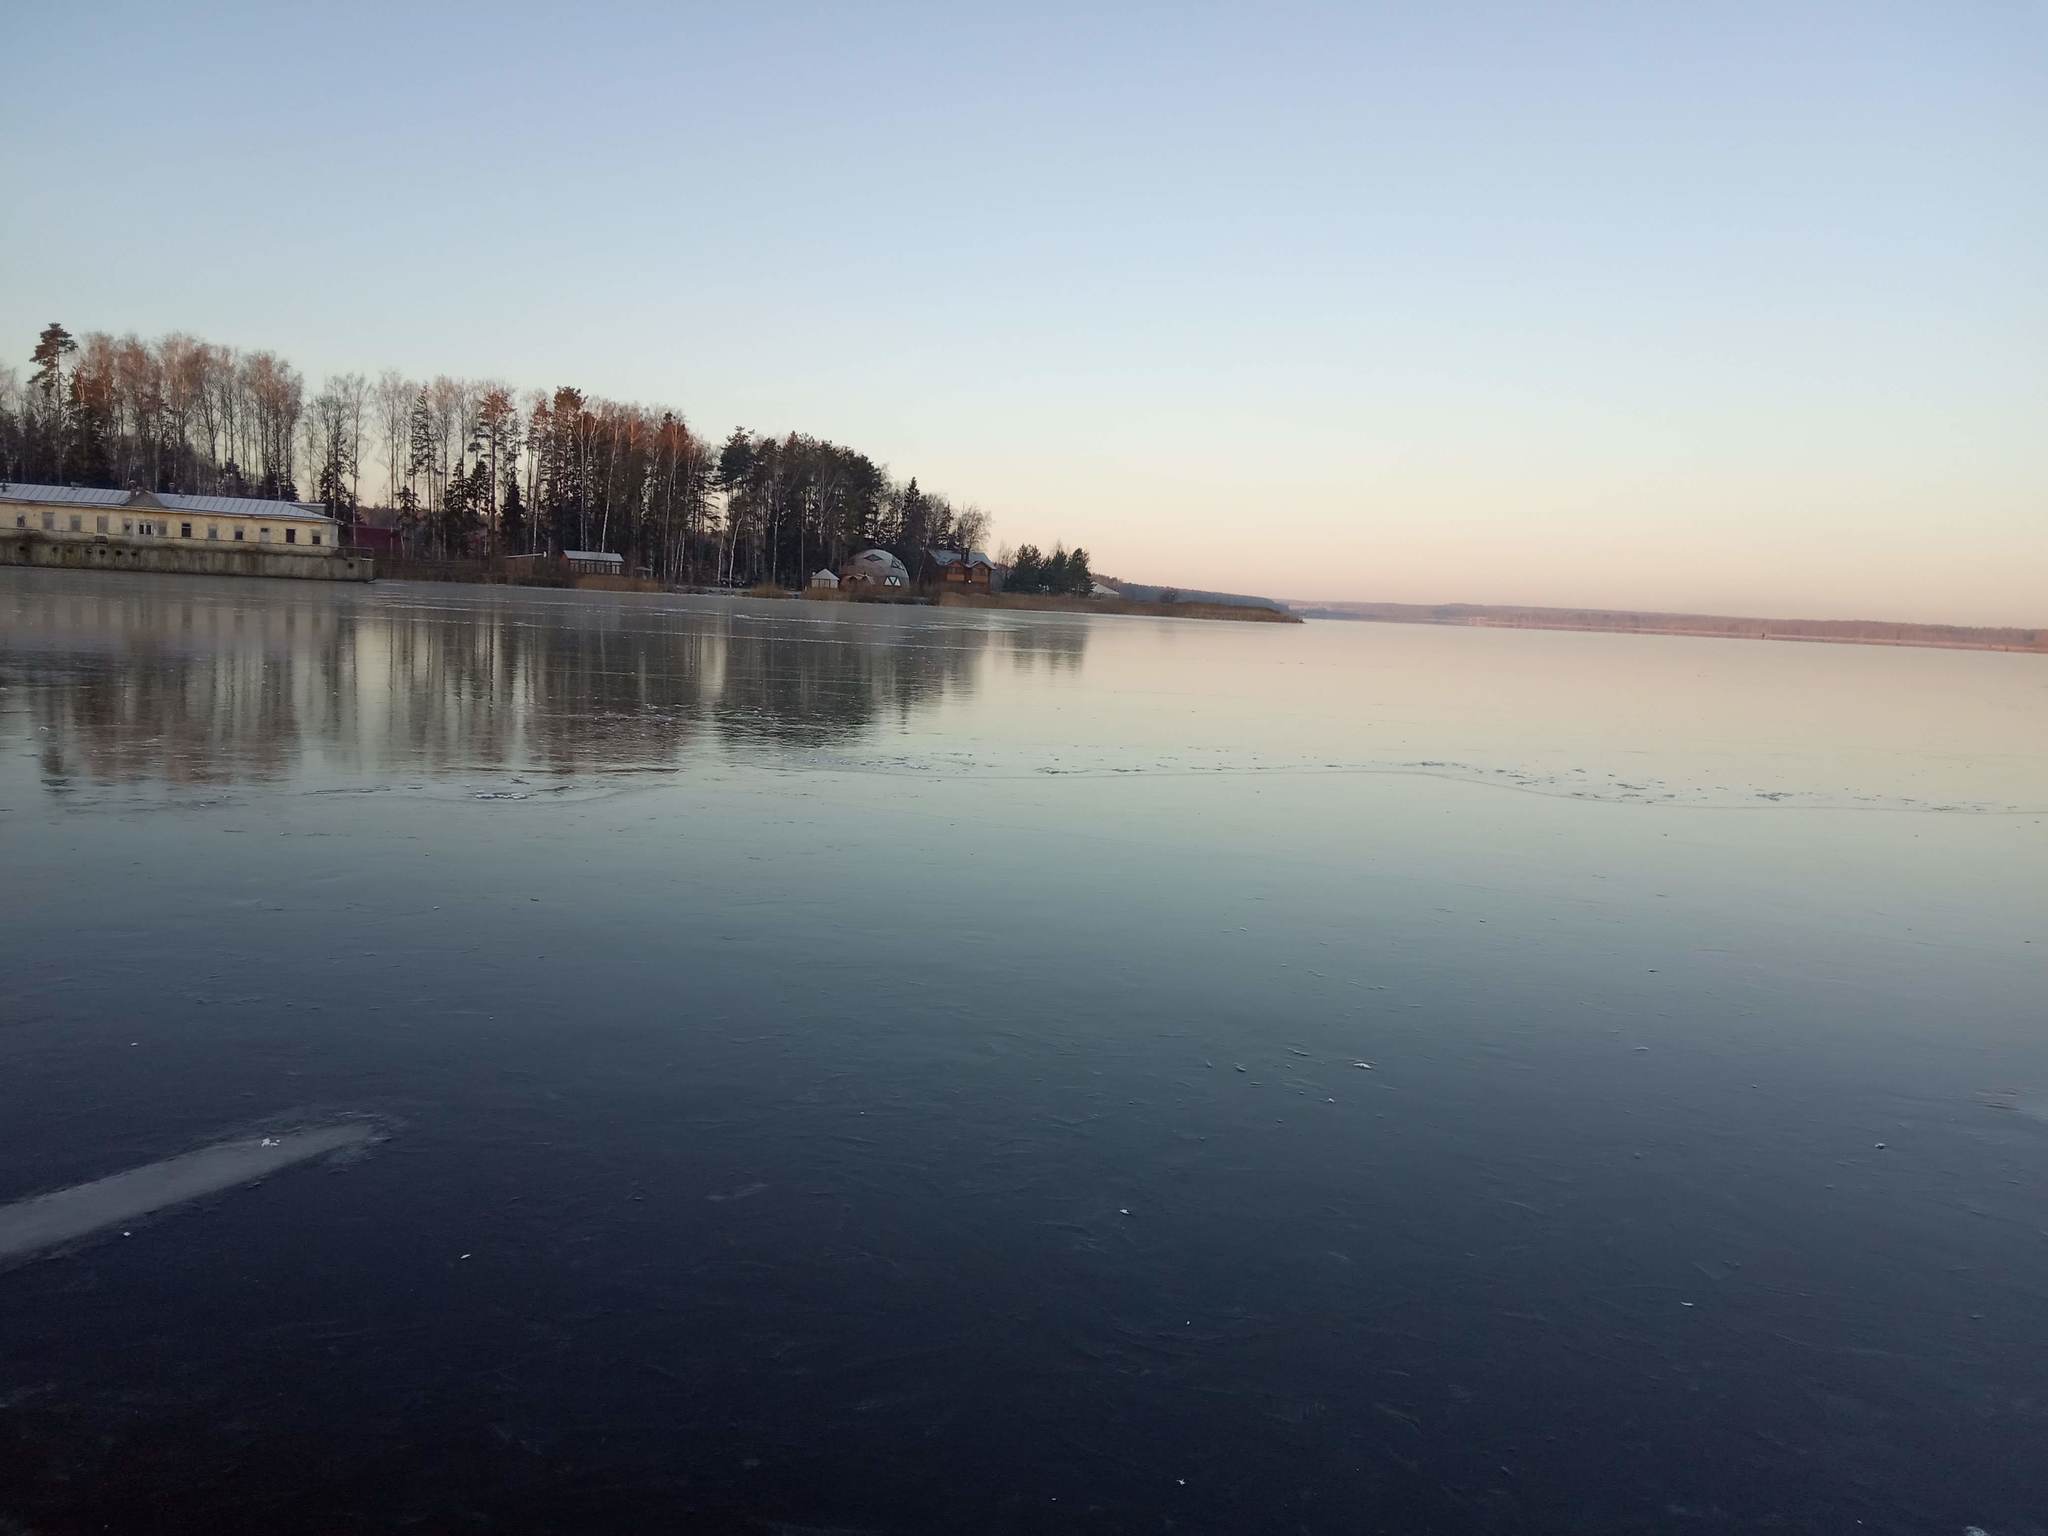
840 548 909 588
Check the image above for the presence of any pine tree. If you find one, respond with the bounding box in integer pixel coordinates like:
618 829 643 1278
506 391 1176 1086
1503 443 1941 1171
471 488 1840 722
395 483 422 555
500 469 526 552
406 386 437 536
28 322 76 481
439 464 467 556
467 459 492 535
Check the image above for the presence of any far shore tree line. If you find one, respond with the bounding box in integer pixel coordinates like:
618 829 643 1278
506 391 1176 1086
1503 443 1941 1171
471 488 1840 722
0 322 1129 591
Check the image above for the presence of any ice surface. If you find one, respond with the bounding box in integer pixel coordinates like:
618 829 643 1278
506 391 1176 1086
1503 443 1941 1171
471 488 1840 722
0 1122 379 1265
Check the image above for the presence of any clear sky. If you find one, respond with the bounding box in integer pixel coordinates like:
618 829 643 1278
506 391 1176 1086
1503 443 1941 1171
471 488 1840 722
3 2 2042 622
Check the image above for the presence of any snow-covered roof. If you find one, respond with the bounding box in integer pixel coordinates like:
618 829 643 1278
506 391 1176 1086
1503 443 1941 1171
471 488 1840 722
563 549 624 565
927 547 994 568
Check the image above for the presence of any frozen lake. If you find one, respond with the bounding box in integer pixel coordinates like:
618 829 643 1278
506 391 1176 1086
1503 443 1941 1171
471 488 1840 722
2 568 2044 1533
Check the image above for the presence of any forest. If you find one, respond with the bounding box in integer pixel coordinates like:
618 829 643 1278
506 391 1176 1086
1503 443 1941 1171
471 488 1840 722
0 321 1032 588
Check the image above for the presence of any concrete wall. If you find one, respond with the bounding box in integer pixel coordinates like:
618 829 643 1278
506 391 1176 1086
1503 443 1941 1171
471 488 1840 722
0 531 373 582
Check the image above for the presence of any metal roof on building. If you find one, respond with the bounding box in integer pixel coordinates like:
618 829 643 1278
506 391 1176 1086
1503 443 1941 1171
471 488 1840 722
562 549 624 564
0 483 334 521
927 547 994 568
0 483 130 506
158 493 335 522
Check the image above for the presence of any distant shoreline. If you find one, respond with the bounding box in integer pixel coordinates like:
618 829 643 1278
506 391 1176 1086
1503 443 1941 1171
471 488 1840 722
1284 601 2046 655
801 587 1301 623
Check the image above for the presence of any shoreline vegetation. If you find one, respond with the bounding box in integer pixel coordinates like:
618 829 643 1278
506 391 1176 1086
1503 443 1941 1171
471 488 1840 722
2 322 1291 621
4 322 1085 599
1287 600 2047 654
361 557 1301 621
829 587 1299 622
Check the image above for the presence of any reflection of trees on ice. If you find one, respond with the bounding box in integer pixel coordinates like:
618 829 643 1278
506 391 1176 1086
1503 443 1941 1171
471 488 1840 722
5 579 1092 787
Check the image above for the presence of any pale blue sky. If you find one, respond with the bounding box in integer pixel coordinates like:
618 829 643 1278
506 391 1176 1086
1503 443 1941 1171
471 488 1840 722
3 2 2042 621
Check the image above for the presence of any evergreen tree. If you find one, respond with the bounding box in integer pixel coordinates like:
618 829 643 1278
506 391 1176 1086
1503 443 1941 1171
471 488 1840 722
898 476 930 561
395 483 423 554
500 468 526 552
317 455 358 525
28 322 76 480
1065 546 1093 595
440 462 477 555
406 386 438 538
315 411 358 526
467 459 492 538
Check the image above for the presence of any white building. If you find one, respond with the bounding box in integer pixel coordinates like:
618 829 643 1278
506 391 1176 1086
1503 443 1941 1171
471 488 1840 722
2 483 341 550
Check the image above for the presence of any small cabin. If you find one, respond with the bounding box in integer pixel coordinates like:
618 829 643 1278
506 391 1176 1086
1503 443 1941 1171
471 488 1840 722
921 547 995 590
563 549 625 575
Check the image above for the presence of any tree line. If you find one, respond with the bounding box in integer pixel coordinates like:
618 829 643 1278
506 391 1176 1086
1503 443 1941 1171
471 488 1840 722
1002 544 1095 595
0 321 1026 588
